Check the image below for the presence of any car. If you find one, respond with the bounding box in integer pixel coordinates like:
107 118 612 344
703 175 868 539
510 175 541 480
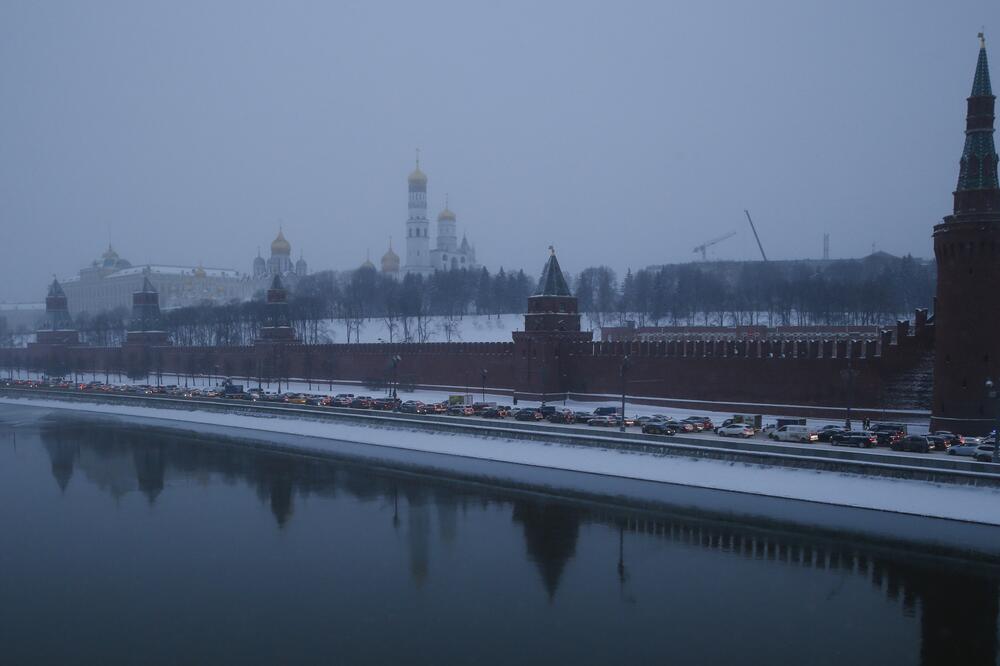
716 423 754 438
448 405 476 416
429 402 449 414
573 411 596 423
399 401 427 414
680 417 706 432
870 429 903 447
635 416 661 426
931 431 965 446
831 432 877 448
769 425 819 443
547 410 575 424
949 442 984 457
891 435 930 453
924 435 950 452
587 416 616 427
817 428 848 443
480 407 505 419
593 406 619 417
641 421 678 435
514 409 542 421
974 445 998 462
685 416 715 431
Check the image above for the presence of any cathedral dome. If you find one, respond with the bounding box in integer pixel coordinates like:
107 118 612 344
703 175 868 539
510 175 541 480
408 166 427 185
361 258 375 270
271 230 291 255
381 242 400 273
437 206 456 222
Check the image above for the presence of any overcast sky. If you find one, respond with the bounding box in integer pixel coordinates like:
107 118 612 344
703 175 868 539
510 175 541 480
1 0 997 302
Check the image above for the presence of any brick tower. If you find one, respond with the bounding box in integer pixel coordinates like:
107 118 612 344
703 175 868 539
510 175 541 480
513 248 592 401
931 34 1000 434
35 278 79 345
125 276 170 345
258 273 297 342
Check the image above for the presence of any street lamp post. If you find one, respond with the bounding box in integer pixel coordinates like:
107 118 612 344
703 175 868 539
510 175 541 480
391 355 401 399
986 379 1000 464
620 354 631 433
840 352 856 431
481 368 488 402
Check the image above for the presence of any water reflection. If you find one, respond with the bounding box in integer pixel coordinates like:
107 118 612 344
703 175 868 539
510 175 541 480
28 416 1000 665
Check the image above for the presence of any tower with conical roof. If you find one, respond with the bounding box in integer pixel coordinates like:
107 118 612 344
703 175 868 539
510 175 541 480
404 151 432 275
126 275 170 345
34 278 79 345
931 34 1000 434
258 273 297 342
512 247 593 401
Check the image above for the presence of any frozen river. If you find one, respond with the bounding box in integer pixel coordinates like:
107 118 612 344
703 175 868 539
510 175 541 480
0 407 997 665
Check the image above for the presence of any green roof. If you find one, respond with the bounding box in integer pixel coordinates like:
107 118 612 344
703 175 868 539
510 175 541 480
973 42 993 97
535 253 572 297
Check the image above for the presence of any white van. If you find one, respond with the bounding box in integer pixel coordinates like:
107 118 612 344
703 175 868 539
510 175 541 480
769 425 818 443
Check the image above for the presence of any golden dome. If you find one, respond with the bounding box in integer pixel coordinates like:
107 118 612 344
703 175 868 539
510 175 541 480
408 150 427 185
361 258 375 270
193 265 206 278
271 229 291 255
437 207 456 222
408 166 427 185
381 241 400 273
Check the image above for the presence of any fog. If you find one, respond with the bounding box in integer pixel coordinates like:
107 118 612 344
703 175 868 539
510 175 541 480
1 0 997 302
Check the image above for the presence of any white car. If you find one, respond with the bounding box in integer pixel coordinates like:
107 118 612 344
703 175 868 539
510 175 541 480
949 443 983 457
716 424 754 438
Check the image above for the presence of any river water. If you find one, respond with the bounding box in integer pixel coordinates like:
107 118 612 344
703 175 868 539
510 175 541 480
0 407 997 666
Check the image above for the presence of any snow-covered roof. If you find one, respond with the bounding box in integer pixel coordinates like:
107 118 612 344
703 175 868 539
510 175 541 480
0 302 45 311
111 265 243 279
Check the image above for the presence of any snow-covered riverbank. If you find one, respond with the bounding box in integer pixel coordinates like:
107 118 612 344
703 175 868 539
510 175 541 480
2 396 996 532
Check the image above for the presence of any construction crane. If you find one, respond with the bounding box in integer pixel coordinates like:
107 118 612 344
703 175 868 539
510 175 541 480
744 209 768 261
692 231 736 261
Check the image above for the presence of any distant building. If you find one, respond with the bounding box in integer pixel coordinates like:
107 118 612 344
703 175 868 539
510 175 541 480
252 229 308 281
57 230 310 316
403 155 477 276
61 245 251 315
380 239 401 277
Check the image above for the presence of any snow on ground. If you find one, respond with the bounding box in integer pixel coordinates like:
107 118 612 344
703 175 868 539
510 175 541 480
0 395 993 526
315 313 537 344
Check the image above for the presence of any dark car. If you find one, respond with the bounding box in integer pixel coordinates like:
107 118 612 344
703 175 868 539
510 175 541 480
547 410 575 424
349 397 373 409
930 431 964 446
593 406 620 417
891 435 930 453
399 401 427 414
642 421 678 435
538 405 558 417
870 429 903 447
685 416 714 431
680 417 706 432
832 432 876 448
818 428 848 443
480 407 505 418
587 416 616 427
515 409 542 421
924 435 951 452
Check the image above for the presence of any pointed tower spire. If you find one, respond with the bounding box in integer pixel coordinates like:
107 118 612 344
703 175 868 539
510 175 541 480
954 33 999 214
534 248 572 297
974 32 992 96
